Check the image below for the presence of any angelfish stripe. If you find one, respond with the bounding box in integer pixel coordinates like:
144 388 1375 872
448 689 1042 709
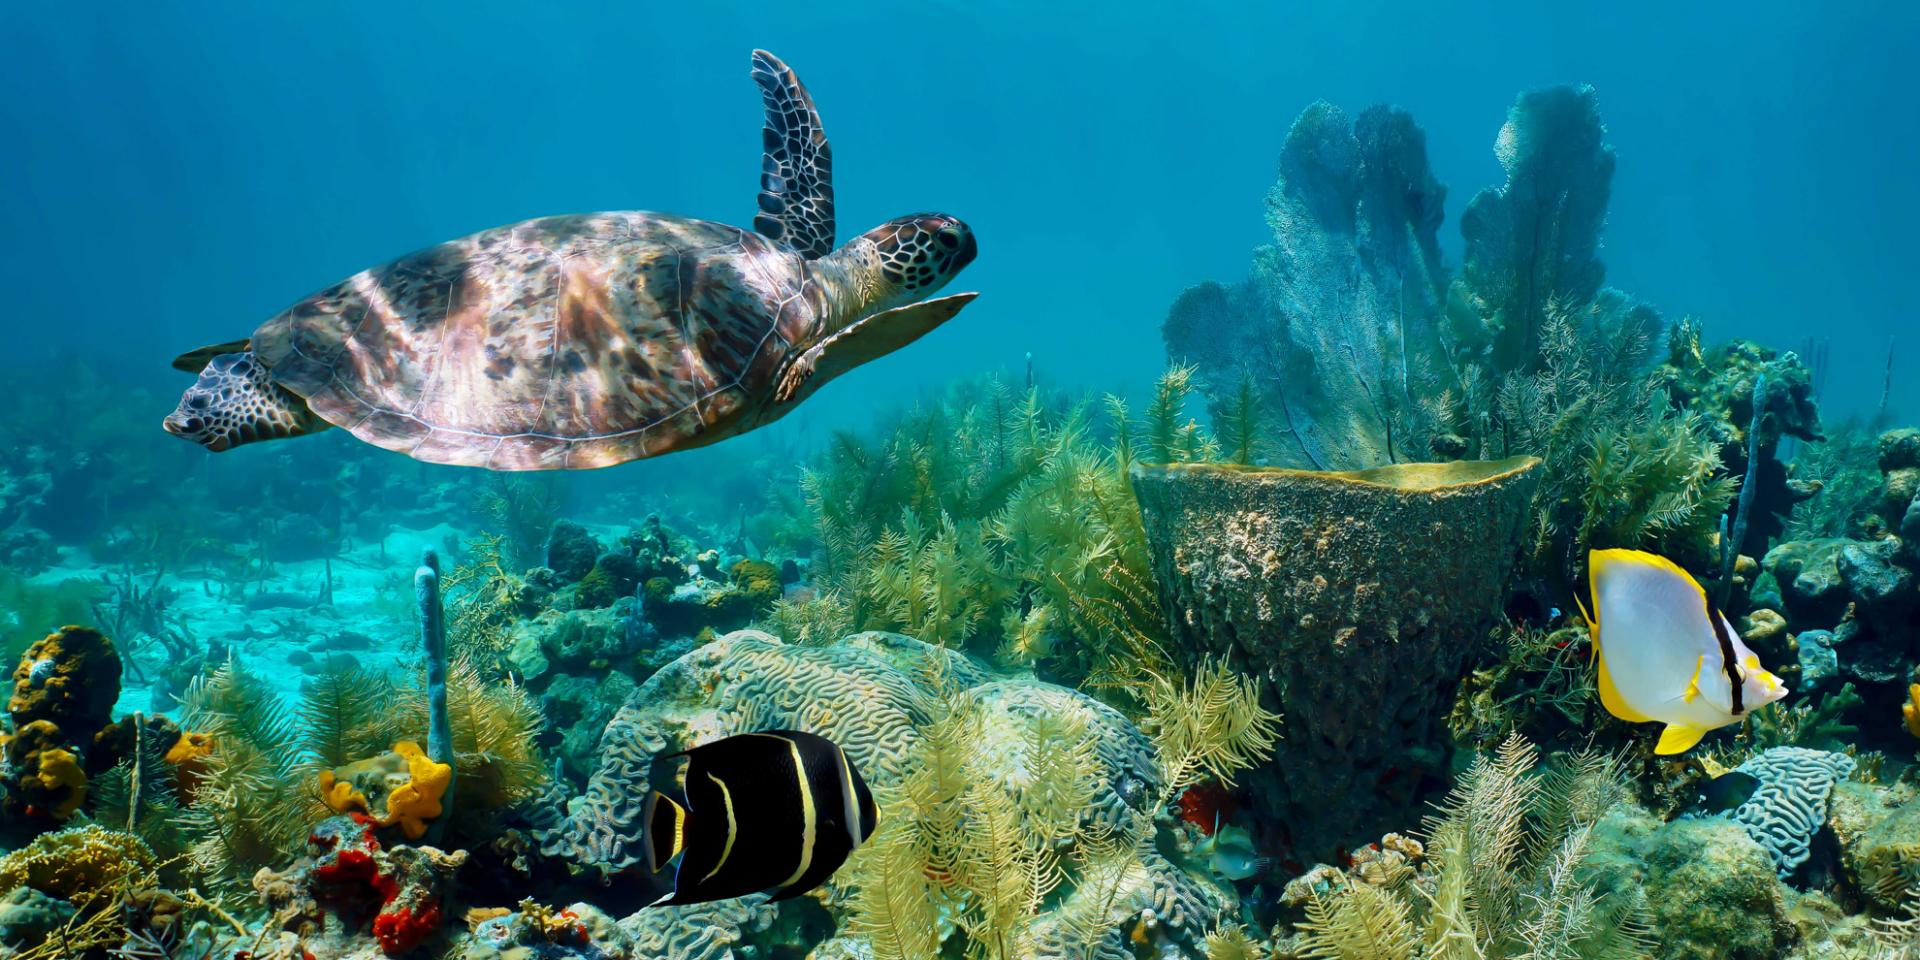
836 745 863 847
771 735 818 891
700 773 739 883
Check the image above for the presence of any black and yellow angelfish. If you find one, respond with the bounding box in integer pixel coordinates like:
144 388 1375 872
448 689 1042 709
643 729 878 906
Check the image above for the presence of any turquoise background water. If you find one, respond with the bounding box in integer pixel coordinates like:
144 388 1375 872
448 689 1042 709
4 0 1914 445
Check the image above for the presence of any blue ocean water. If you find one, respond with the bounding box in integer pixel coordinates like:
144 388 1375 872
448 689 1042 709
5 0 1914 439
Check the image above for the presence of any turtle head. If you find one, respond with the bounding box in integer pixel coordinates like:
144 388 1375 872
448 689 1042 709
164 351 328 452
850 213 976 314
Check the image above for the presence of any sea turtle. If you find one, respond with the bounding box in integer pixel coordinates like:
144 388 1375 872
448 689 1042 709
162 50 977 470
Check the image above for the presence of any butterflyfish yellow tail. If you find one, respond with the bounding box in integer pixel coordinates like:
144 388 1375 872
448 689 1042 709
1655 723 1709 755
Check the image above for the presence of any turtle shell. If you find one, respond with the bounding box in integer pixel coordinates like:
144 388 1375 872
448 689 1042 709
252 213 819 470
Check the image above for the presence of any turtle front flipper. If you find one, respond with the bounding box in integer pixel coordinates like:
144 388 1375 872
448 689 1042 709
163 351 330 453
171 338 252 373
750 50 835 259
776 292 977 404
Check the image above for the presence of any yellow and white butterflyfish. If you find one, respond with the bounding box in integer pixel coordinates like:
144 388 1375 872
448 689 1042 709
1579 549 1788 755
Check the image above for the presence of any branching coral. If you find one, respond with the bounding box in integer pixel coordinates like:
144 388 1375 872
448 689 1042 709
1294 737 1646 960
802 373 1174 689
175 660 330 899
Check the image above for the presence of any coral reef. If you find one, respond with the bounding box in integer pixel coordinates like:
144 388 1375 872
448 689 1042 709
1130 457 1541 852
2 625 128 825
1282 739 1647 960
546 630 1263 960
1760 426 1920 733
1163 100 1450 470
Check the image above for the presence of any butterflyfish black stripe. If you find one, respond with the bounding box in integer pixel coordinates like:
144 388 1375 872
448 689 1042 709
1705 599 1743 715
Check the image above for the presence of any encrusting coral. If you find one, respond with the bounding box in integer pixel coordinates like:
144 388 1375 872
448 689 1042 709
2 625 127 825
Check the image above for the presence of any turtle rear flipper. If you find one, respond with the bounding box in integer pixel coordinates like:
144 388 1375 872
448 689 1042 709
751 50 835 259
776 292 977 404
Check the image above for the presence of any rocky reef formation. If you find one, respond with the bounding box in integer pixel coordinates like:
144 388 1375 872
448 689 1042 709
1130 456 1541 854
1 626 128 827
1762 427 1920 724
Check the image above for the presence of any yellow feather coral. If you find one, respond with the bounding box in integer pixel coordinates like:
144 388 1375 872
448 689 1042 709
1904 684 1920 739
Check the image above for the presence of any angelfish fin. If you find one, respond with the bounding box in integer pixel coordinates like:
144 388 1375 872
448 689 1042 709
1682 655 1706 703
1596 649 1652 723
643 791 688 874
1655 723 1710 755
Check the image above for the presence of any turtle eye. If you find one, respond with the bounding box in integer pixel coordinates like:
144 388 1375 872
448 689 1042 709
936 227 961 249
188 395 209 410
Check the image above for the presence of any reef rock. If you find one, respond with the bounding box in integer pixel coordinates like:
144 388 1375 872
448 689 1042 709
1828 778 1920 911
545 521 600 584
1130 457 1541 853
253 814 467 959
2 626 126 824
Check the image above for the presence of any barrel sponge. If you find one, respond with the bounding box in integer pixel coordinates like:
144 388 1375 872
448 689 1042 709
0 825 158 903
1130 456 1543 852
1727 746 1856 878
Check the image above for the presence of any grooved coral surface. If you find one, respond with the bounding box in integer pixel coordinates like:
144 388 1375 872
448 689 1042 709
1728 746 1857 878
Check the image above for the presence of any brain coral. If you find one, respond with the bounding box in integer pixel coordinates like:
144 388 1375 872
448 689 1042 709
1727 746 1857 878
547 630 1212 960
